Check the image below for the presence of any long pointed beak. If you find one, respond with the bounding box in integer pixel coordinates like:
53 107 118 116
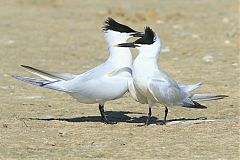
131 32 144 37
115 42 139 48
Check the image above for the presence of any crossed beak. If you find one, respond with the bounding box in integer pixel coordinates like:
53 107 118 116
131 32 144 37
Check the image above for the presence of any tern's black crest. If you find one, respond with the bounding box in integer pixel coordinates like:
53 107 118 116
135 26 155 44
103 17 136 33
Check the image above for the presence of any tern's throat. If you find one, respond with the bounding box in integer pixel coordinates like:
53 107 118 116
107 46 132 67
134 55 158 71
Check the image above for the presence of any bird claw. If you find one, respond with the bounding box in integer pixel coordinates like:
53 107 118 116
145 118 151 126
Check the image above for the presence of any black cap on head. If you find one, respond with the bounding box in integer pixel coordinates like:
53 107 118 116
135 26 155 44
102 17 137 33
115 27 155 48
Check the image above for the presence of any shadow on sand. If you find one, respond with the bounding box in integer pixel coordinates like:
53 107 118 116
25 111 207 125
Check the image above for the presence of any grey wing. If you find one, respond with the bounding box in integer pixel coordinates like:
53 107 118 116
108 67 132 77
148 79 187 105
21 62 115 82
77 62 132 81
77 62 113 81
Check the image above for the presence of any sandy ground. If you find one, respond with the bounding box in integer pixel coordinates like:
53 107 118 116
0 0 239 159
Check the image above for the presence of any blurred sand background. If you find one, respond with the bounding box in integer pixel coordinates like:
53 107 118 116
0 0 239 159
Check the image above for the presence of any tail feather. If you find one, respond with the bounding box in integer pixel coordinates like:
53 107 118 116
182 100 207 109
191 94 228 101
182 93 227 109
21 65 76 81
178 82 203 92
13 75 68 92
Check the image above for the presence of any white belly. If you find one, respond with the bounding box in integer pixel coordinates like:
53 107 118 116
68 76 129 104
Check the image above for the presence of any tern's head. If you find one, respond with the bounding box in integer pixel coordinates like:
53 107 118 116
102 18 144 45
116 26 161 56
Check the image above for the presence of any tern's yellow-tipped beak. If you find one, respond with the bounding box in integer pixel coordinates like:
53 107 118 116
116 42 138 48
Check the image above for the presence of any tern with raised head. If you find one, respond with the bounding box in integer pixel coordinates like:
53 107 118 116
13 18 143 124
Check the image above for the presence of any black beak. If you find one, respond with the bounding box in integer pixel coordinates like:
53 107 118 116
116 42 139 48
131 32 144 37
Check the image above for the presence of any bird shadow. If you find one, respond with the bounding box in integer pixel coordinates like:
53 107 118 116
24 111 207 125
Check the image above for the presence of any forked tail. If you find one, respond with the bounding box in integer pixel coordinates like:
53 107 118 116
13 75 68 92
191 94 228 101
182 94 228 108
20 65 76 81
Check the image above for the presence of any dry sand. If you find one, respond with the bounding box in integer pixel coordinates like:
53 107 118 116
0 0 239 159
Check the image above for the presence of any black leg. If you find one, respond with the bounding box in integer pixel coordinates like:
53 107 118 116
145 107 152 125
98 104 109 124
164 106 168 124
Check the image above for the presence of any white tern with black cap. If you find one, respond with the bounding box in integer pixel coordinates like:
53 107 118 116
117 27 228 125
13 18 144 124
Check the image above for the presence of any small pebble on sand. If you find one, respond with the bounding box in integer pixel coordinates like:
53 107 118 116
161 47 170 53
222 17 229 23
5 40 15 45
202 55 213 62
192 34 199 39
156 20 164 24
44 140 56 146
172 24 183 30
224 40 231 44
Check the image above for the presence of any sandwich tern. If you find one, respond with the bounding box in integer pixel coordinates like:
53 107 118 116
117 27 228 125
13 18 143 124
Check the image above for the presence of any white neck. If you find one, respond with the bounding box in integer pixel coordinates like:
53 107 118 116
133 54 159 75
133 35 162 75
104 30 132 67
107 46 132 67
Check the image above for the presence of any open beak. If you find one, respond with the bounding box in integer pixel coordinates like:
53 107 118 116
115 42 139 48
131 32 144 37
